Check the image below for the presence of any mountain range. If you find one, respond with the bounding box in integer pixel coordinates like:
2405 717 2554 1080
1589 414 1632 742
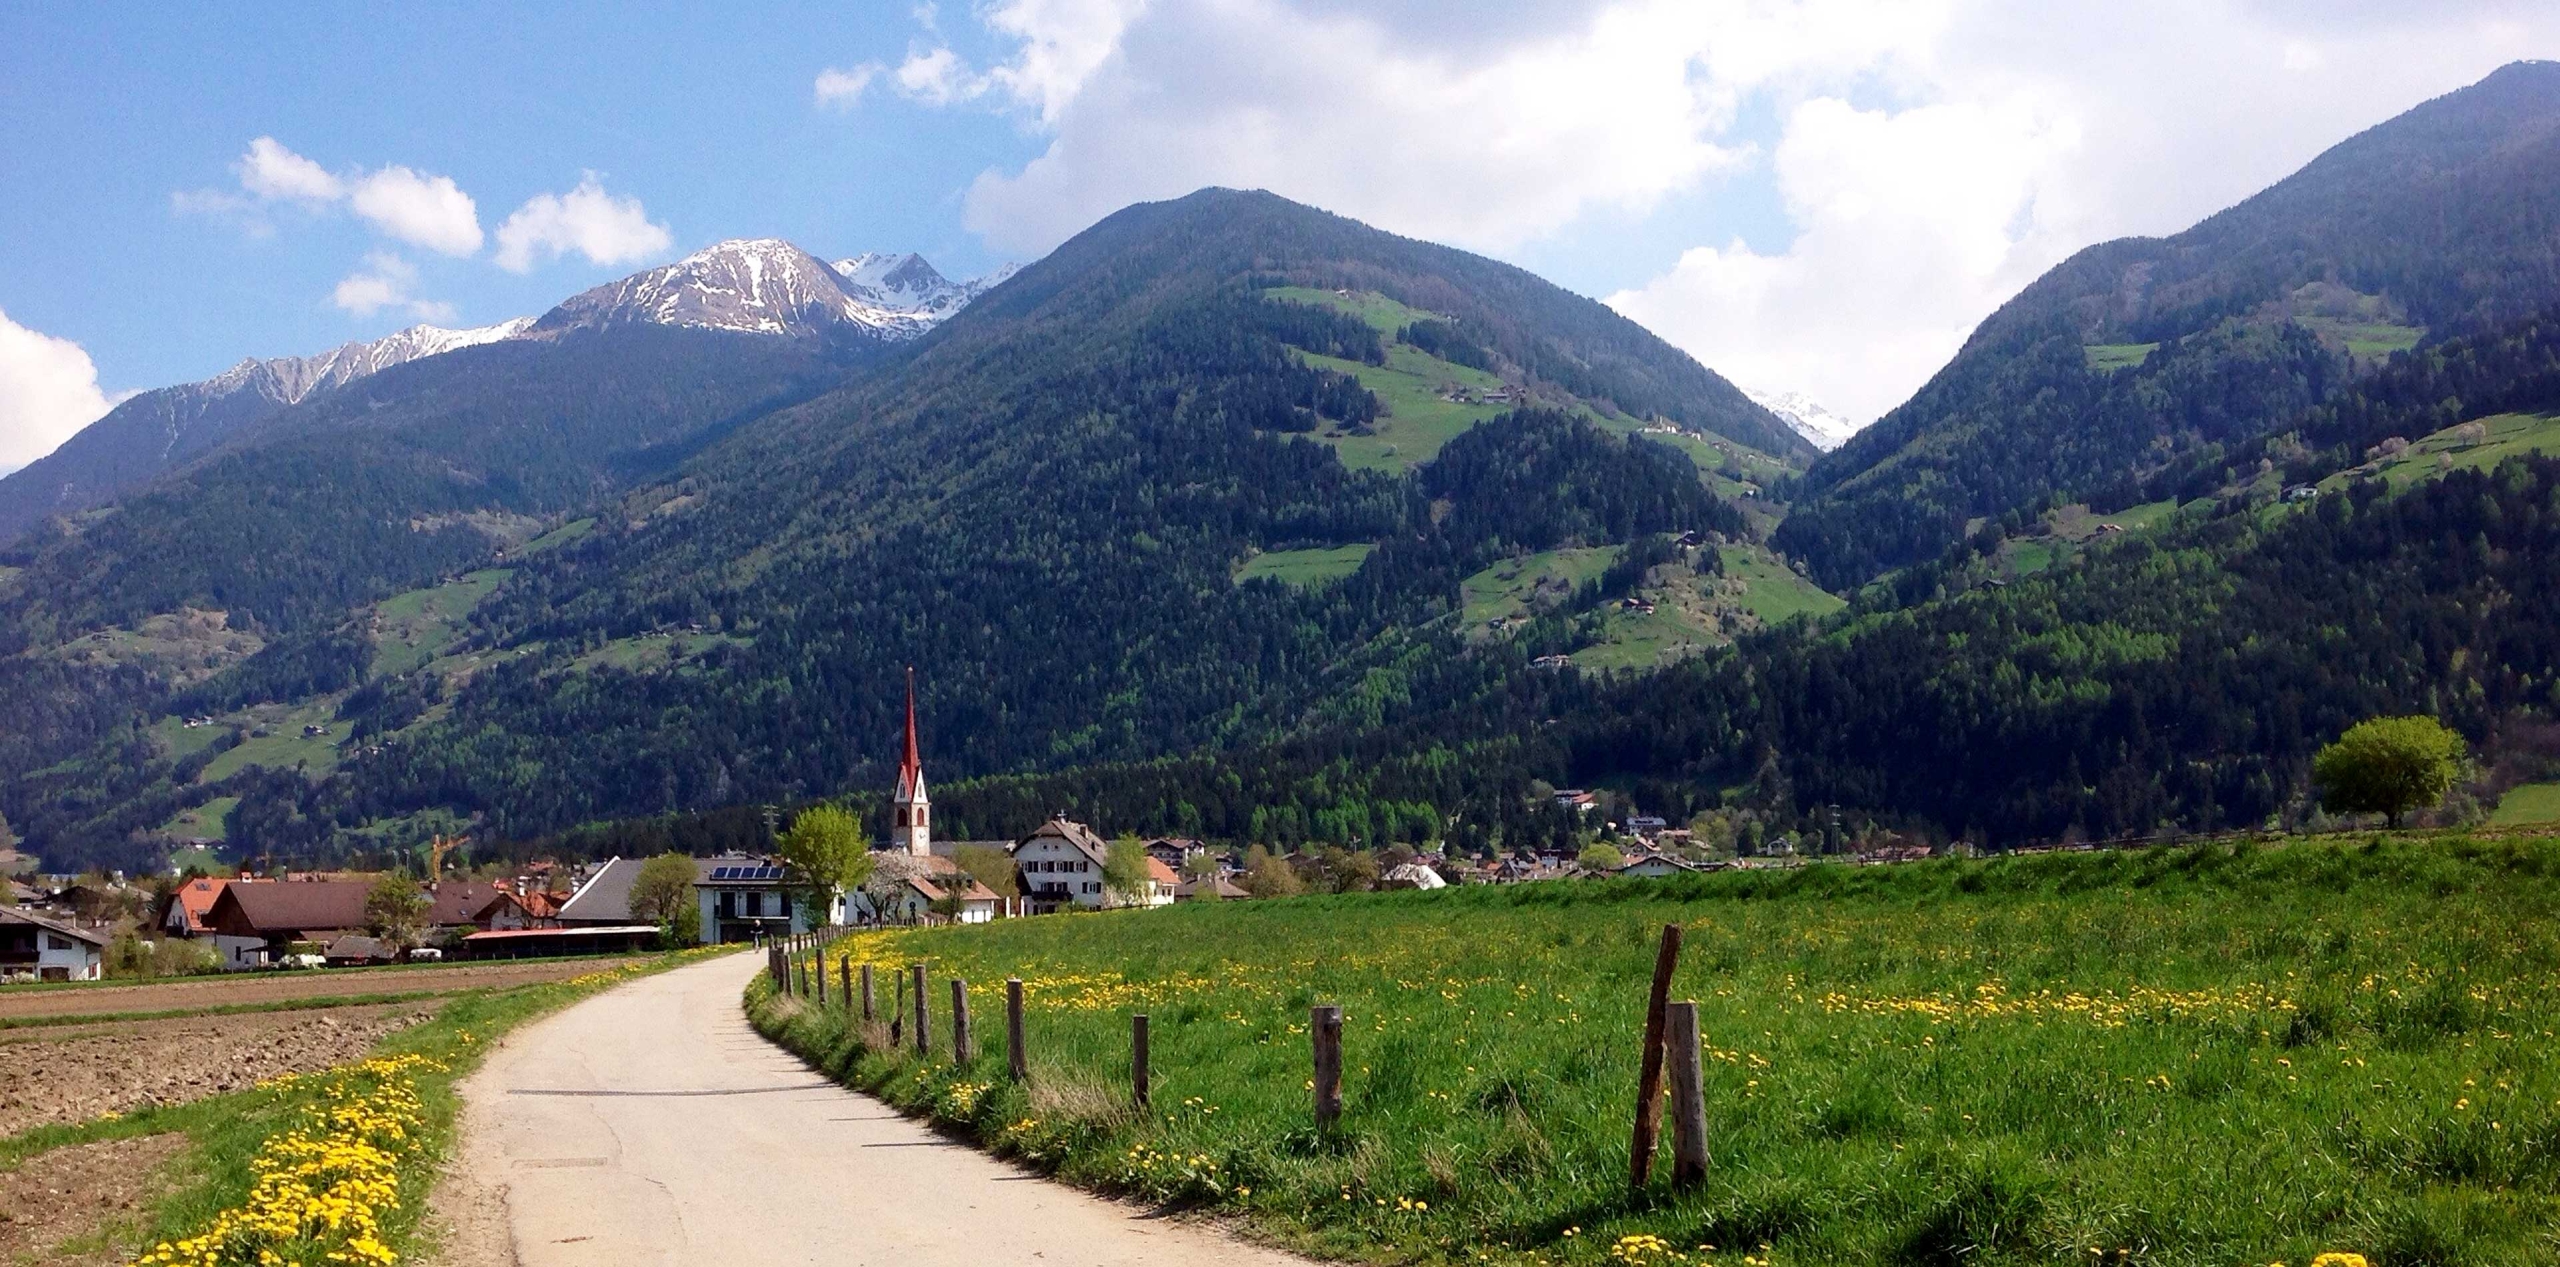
7 63 2560 872
0 243 1014 542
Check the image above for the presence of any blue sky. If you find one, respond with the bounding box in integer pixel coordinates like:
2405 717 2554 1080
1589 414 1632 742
2 1 2555 472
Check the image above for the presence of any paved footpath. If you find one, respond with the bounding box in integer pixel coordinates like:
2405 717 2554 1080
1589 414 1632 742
452 949 1313 1266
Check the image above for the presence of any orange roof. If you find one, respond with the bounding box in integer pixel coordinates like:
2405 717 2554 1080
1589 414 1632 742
1146 857 1180 886
170 876 231 934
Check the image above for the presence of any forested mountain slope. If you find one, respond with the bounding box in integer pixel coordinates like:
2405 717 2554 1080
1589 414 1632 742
1777 59 2560 588
2 189 1776 868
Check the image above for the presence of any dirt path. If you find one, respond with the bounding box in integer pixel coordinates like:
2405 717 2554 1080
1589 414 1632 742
0 958 641 1021
446 951 1315 1266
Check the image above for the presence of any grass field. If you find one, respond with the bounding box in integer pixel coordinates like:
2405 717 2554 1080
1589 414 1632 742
1461 547 1623 631
371 567 514 677
2492 782 2560 826
196 702 347 783
2083 343 2158 371
766 836 2560 1267
1236 544 1376 588
513 516 595 556
158 796 237 843
2300 317 2425 359
1717 547 1845 625
2320 412 2560 496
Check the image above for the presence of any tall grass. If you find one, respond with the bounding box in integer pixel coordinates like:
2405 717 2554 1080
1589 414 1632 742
754 836 2560 1266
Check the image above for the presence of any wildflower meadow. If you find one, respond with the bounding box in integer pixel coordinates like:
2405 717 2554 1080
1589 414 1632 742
755 835 2560 1266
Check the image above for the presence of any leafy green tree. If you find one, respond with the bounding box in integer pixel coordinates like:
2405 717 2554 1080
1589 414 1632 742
1103 837 1154 906
629 852 699 927
1241 846 1303 898
1578 842 1626 872
954 843 1020 900
774 804 874 923
2314 716 2469 829
364 874 430 954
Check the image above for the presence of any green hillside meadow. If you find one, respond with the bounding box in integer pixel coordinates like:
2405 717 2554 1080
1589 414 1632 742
756 836 2560 1267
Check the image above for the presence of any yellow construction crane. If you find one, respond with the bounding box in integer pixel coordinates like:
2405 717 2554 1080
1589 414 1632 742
427 834 470 880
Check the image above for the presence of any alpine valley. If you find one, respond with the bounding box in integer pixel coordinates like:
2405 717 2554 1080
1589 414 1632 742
11 62 2560 872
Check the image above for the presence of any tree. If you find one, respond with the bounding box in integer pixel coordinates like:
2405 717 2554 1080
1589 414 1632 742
629 852 699 927
1103 837 1153 906
2313 715 2468 829
954 843 1020 900
773 804 874 923
1180 851 1223 884
1578 842 1626 872
1241 845 1303 898
364 875 430 954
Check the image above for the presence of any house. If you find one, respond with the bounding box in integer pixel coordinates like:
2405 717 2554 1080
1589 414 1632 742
878 872 1003 924
555 856 652 926
475 883 564 931
1615 853 1706 879
1145 857 1181 907
323 933 397 967
1531 654 1576 670
204 880 375 966
692 857 846 944
1380 861 1448 890
1173 876 1249 901
0 908 105 981
1012 818 1115 913
424 880 517 937
1553 789 1600 814
1626 815 1670 834
2282 485 2320 503
1143 837 1206 871
160 876 269 970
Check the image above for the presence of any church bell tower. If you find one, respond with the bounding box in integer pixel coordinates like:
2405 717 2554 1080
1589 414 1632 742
892 667 930 857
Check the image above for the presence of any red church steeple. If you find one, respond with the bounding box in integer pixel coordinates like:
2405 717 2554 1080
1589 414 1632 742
893 666 930 856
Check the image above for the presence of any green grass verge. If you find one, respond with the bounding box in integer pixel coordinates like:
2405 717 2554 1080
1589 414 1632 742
2491 782 2560 826
2 948 728 1264
762 837 2560 1266
158 797 237 843
1236 544 1375 588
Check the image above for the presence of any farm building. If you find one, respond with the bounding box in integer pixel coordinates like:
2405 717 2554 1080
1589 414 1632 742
876 872 1003 924
203 880 374 966
0 907 104 981
1014 818 1114 913
161 876 272 970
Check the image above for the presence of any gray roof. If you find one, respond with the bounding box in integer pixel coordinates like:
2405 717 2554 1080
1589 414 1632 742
556 856 641 924
0 906 107 946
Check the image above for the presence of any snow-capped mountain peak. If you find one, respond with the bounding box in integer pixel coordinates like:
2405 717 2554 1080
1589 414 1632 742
830 253 1021 333
1745 387 1864 452
200 316 537 409
533 239 1015 341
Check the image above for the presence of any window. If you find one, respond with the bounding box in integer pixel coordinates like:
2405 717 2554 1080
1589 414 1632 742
719 892 736 918
745 892 762 917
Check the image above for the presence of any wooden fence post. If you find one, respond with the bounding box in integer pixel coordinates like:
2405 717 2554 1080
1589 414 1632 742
1666 1001 1709 1186
860 963 875 1021
1630 923 1683 1191
1311 1004 1343 1129
1007 978 1027 1081
840 958 853 1010
952 978 973 1064
912 963 931 1056
1132 1014 1151 1108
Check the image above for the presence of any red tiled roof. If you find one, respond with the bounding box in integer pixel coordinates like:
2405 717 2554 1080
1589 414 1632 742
169 877 231 934
1146 857 1180 886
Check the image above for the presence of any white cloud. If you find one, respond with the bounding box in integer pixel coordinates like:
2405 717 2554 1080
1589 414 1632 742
348 166 484 256
894 47 989 105
492 176 674 273
237 136 344 202
0 308 119 475
330 252 457 322
886 0 2560 427
815 62 884 107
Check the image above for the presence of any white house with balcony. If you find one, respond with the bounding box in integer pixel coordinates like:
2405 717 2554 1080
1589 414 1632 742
1013 818 1116 913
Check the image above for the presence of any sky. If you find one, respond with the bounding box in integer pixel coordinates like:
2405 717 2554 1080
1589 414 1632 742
1 2 2555 473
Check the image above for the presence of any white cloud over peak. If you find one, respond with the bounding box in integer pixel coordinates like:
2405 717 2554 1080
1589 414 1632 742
493 176 673 273
0 308 120 475
348 166 484 257
880 0 2560 427
185 137 485 257
815 62 884 107
331 252 456 322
